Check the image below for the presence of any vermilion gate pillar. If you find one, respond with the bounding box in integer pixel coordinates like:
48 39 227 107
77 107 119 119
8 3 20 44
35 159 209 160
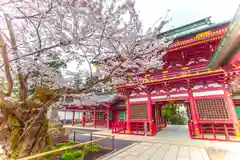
147 93 153 135
188 90 200 136
126 97 131 133
224 88 240 137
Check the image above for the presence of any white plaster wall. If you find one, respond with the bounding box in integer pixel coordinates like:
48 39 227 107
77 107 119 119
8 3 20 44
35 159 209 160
193 90 224 97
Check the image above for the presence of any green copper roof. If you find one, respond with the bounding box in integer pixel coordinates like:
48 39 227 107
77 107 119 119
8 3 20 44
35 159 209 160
207 5 240 69
157 17 213 41
208 23 234 65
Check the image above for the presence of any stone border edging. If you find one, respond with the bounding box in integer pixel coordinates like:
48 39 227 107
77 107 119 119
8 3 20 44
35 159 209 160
96 143 138 160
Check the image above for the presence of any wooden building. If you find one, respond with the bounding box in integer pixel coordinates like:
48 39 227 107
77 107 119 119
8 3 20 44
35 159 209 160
111 12 240 141
62 7 240 141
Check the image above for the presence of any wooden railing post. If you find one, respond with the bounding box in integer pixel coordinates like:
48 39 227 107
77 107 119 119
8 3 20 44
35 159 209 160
112 135 115 150
90 132 93 141
81 145 85 160
73 131 76 142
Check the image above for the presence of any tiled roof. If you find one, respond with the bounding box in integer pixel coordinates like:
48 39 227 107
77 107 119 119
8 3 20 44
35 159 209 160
111 100 126 108
80 92 119 106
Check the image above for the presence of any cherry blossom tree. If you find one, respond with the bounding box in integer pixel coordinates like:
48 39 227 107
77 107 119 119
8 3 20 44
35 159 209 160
0 0 169 158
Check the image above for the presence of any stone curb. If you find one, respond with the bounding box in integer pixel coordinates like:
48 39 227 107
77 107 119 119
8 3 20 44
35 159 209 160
95 133 239 152
97 143 138 160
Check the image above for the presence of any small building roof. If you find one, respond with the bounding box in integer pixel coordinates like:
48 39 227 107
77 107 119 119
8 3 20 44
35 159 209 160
111 100 126 108
80 92 119 106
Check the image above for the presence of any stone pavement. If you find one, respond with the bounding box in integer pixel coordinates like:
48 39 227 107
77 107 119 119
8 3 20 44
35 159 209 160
64 125 240 153
99 142 210 160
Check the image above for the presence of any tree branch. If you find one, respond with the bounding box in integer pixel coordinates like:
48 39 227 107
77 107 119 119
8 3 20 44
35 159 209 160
13 1 53 19
0 34 13 96
5 15 29 101
0 41 71 68
0 32 94 69
79 47 93 80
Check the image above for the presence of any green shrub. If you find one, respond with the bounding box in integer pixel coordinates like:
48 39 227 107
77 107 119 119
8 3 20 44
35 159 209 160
41 141 101 160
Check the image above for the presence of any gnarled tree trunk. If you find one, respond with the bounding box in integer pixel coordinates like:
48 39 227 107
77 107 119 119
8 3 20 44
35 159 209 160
0 18 55 159
0 97 52 158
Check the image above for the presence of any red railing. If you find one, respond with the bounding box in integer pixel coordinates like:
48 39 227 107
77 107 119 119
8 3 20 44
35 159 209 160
130 122 145 135
112 121 126 134
95 120 105 126
111 121 157 136
188 122 240 142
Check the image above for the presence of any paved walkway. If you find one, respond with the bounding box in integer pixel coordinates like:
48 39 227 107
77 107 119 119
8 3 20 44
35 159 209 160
64 125 240 152
99 142 210 160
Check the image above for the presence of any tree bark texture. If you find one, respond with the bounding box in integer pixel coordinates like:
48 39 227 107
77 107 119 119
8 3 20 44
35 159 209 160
0 99 50 158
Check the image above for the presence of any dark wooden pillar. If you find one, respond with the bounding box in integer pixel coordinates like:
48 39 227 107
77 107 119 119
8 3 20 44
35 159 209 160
107 108 110 129
159 105 163 128
72 110 75 126
64 109 67 123
93 108 96 128
154 104 160 131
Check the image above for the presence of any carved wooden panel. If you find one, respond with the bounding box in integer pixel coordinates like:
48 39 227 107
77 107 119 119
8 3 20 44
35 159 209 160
130 104 148 120
195 98 229 120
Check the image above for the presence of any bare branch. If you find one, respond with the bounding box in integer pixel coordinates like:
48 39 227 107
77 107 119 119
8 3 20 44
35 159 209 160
0 34 13 96
15 7 42 51
0 0 21 6
79 47 93 80
14 1 53 19
0 41 70 68
5 15 28 100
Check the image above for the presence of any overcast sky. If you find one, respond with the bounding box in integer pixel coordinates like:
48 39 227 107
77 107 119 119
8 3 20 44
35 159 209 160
135 0 240 31
68 0 240 72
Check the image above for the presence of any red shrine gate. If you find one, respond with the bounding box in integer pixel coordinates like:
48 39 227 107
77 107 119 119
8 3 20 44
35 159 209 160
112 18 240 141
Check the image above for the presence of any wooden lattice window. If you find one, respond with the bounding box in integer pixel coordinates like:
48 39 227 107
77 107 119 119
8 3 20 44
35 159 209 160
130 104 148 120
195 98 229 120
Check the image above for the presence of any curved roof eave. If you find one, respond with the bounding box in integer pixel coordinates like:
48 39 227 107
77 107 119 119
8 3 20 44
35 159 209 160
207 5 240 69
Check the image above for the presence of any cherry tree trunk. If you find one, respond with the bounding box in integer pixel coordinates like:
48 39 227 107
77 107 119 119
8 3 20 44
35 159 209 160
1 108 49 158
